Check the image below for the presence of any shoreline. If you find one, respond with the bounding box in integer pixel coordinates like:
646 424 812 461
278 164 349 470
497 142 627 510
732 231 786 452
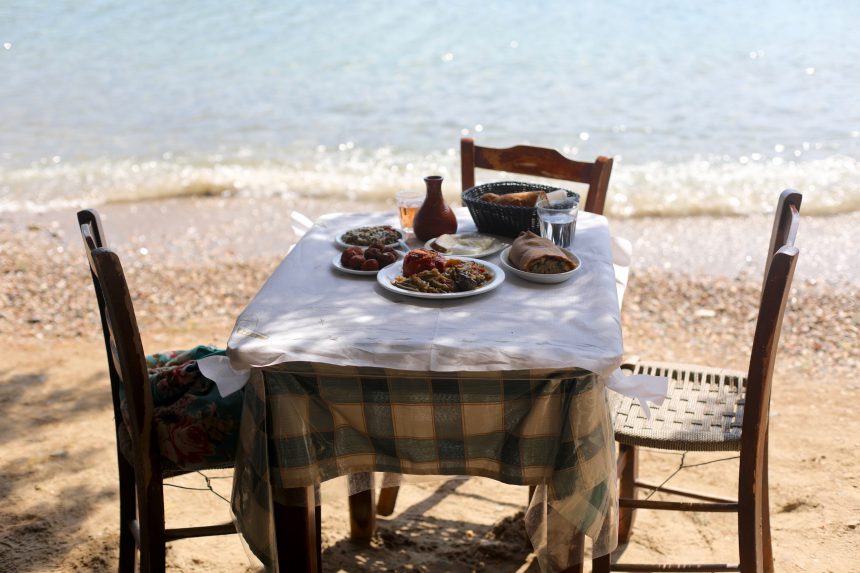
2 194 858 284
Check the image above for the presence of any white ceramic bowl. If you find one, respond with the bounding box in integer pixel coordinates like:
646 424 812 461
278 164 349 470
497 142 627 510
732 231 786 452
498 246 581 284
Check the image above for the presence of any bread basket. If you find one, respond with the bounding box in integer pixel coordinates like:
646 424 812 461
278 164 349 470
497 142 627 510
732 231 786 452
462 181 579 237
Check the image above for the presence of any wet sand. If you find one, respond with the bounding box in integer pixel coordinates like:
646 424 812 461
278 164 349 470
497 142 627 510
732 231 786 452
1 196 858 571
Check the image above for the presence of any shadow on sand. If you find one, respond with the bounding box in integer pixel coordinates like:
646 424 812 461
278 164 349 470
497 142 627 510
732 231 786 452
0 367 119 572
321 478 539 572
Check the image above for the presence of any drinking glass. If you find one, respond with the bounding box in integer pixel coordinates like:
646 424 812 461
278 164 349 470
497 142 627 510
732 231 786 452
395 189 424 234
537 194 579 248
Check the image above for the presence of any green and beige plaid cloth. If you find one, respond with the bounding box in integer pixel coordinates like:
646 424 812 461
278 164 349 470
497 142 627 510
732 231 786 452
231 362 617 569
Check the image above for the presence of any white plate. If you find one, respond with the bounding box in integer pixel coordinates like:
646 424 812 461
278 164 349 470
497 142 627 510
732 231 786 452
498 246 582 284
335 226 403 250
377 256 505 299
332 250 402 276
424 233 508 258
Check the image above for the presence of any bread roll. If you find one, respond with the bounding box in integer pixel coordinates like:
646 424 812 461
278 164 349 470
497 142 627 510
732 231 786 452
508 231 576 274
479 190 547 207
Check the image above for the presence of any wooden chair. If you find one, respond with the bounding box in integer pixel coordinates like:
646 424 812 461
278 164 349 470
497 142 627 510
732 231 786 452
78 209 241 572
593 190 802 572
460 137 614 215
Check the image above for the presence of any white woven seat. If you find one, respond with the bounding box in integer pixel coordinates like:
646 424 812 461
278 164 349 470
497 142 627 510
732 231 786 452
611 361 747 452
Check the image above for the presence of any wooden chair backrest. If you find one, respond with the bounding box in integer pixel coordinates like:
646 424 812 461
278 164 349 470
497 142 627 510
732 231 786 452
740 190 801 476
460 137 614 214
77 210 123 420
77 209 159 478
762 189 802 297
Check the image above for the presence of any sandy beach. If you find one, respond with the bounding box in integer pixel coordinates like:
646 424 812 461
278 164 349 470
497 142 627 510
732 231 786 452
1 196 858 572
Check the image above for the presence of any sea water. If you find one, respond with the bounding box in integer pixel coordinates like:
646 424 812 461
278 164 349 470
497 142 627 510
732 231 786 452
1 1 859 215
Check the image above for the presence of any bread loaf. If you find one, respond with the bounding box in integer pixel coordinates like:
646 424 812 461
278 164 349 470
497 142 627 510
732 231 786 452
508 231 576 274
479 190 547 207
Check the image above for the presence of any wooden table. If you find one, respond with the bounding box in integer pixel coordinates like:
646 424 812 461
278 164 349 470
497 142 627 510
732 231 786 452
226 210 626 572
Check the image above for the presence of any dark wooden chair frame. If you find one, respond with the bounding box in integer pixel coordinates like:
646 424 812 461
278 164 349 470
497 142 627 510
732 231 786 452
460 137 614 215
593 189 802 573
78 209 237 573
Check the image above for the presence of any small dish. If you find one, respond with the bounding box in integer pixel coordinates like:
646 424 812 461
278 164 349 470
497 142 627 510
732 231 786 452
335 225 403 250
332 250 401 276
377 257 505 299
424 232 508 258
498 246 582 284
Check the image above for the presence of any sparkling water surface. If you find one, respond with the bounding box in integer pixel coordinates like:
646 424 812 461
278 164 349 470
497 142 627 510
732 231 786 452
1 1 859 214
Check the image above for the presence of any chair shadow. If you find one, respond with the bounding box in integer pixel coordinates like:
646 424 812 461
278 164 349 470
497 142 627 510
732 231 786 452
0 450 118 572
321 478 538 572
0 367 119 571
0 369 110 448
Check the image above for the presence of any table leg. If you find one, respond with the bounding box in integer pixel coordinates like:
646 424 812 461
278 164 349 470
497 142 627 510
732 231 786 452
559 531 585 573
273 486 319 573
348 472 376 542
545 498 584 573
376 485 400 516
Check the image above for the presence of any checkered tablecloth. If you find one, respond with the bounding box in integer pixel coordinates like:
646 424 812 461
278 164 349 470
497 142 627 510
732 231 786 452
231 362 618 571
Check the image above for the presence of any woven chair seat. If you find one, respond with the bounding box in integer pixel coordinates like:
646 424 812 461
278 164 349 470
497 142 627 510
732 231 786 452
610 361 747 452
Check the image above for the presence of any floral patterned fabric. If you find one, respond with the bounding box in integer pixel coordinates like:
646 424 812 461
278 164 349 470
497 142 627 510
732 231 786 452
118 346 243 472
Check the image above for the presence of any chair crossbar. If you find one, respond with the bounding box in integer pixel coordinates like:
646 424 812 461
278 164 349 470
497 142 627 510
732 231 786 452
164 522 237 541
619 498 738 512
130 519 236 545
610 563 740 572
634 480 737 504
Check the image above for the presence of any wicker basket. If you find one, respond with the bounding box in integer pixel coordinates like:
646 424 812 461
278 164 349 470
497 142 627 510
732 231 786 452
462 181 580 237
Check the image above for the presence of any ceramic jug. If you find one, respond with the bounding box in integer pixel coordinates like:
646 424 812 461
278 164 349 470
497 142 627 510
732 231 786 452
413 175 458 241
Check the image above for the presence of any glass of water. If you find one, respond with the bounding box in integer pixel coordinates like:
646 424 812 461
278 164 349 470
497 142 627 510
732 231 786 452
536 194 579 249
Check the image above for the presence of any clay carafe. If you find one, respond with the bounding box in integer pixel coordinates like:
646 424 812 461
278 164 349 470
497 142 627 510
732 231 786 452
413 175 458 241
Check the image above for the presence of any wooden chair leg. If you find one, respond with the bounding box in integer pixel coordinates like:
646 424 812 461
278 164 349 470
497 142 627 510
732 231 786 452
738 466 764 573
273 486 319 573
738 500 763 573
315 503 322 569
592 553 611 573
761 436 774 573
376 485 400 516
117 453 137 573
348 474 376 542
618 443 637 544
136 481 167 573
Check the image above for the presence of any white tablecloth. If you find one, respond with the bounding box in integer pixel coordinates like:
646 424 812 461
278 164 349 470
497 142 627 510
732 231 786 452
227 210 624 376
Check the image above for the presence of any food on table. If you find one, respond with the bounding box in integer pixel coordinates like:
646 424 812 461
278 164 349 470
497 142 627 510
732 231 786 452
393 253 493 293
508 231 577 274
341 225 402 246
401 248 446 276
544 189 571 204
340 242 398 271
479 190 548 207
430 233 502 256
